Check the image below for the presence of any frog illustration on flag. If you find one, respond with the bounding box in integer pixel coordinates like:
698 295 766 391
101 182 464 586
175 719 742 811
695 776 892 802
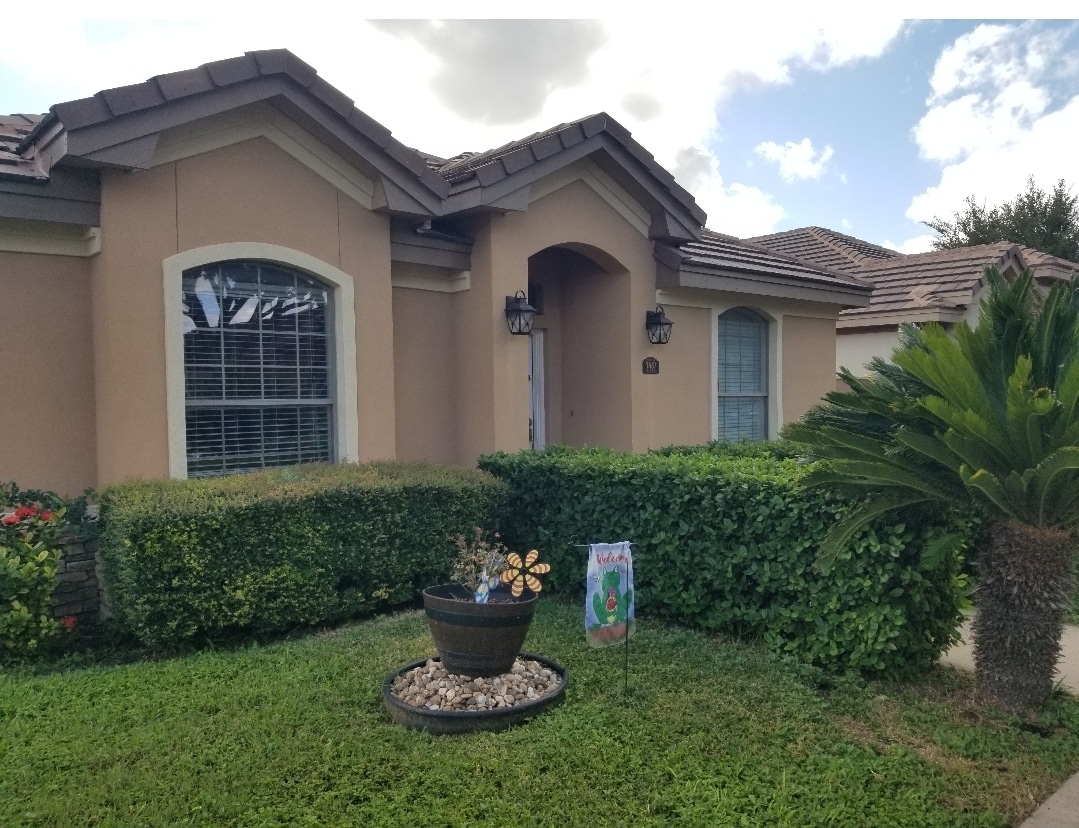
585 541 635 648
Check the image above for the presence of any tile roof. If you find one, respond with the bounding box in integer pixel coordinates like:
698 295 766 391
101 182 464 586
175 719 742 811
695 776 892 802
13 50 450 204
0 114 46 182
678 229 873 293
6 50 704 236
420 112 706 228
431 117 598 184
749 227 1078 323
842 242 1020 319
746 226 901 274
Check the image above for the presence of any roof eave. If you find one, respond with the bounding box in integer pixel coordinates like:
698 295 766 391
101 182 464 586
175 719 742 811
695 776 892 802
439 117 704 242
837 307 965 328
661 262 873 308
20 49 450 219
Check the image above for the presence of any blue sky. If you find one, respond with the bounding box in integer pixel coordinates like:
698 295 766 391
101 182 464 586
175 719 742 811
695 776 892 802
3 16 1077 253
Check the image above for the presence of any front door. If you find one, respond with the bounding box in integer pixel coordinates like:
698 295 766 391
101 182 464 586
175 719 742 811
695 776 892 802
529 330 546 450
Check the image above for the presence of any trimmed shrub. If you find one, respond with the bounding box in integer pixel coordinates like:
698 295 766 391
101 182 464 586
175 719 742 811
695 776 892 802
480 447 970 674
98 462 505 649
649 439 804 460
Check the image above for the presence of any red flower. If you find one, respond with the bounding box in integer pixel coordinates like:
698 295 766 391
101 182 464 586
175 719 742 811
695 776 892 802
0 513 17 526
60 615 78 629
14 506 36 520
40 510 54 522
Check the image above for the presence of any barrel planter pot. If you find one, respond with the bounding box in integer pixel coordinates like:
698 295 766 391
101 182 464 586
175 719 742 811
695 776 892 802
422 584 538 676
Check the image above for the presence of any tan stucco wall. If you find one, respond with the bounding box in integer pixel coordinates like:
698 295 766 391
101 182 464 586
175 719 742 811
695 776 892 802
455 179 658 460
781 314 839 426
91 136 395 485
391 286 459 464
643 304 712 448
0 252 97 496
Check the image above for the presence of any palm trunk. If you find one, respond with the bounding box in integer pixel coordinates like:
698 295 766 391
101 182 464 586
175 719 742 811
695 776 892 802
971 519 1076 715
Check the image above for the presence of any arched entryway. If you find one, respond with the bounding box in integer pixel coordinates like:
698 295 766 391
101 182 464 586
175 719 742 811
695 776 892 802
526 244 631 451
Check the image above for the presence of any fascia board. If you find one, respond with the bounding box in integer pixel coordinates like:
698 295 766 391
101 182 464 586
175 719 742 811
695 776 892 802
63 76 286 159
837 308 963 328
669 265 873 308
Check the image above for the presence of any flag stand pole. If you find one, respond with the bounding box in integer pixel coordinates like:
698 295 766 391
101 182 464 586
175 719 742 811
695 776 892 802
623 624 629 695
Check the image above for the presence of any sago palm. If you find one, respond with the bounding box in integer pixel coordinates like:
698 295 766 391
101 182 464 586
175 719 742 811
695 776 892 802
784 266 1079 714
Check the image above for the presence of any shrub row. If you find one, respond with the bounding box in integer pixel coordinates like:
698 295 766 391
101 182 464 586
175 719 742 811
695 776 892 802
99 462 505 649
480 446 970 674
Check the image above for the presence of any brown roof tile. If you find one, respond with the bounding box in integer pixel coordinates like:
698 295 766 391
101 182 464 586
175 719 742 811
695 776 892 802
680 229 873 292
0 114 46 181
751 227 1077 322
427 112 704 229
839 242 1018 318
747 226 901 274
13 49 449 207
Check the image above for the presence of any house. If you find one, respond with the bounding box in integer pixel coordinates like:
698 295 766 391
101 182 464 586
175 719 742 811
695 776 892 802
0 50 871 497
749 226 1078 377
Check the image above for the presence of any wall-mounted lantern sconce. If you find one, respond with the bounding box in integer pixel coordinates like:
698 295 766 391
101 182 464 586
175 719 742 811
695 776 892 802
505 290 537 335
645 305 673 344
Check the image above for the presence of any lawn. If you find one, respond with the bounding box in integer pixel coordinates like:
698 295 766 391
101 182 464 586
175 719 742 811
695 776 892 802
3 601 1078 828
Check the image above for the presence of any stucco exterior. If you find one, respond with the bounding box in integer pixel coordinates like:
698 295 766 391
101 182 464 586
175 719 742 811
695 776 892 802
0 49 872 494
83 137 396 486
0 251 97 494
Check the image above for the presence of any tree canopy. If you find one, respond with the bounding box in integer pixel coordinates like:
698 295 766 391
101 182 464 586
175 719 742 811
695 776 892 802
925 177 1079 263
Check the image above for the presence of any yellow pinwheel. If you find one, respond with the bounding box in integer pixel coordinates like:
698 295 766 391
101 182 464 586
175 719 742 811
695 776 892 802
500 549 551 597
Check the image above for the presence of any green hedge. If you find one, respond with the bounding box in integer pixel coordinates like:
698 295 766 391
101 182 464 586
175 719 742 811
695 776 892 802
480 447 969 674
99 463 505 649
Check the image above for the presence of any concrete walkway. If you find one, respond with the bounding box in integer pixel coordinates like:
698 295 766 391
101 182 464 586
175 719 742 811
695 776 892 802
939 618 1079 827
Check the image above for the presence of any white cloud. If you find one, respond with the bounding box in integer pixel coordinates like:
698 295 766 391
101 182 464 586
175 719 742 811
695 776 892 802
673 147 785 236
0 15 905 236
906 21 1079 228
754 138 834 182
881 234 937 254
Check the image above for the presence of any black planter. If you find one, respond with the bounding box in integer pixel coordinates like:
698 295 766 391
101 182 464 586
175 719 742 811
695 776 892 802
422 584 538 676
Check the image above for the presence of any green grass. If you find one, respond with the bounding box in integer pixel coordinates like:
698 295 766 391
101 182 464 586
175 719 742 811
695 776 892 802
3 602 1078 827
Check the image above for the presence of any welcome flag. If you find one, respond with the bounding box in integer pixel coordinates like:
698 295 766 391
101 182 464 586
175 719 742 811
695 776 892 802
585 542 635 648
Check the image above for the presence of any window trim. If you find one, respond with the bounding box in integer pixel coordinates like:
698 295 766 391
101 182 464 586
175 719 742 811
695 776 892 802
648 294 783 442
164 243 359 479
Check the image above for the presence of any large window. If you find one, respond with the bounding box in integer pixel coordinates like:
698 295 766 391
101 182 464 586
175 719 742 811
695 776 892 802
717 308 768 441
181 261 333 476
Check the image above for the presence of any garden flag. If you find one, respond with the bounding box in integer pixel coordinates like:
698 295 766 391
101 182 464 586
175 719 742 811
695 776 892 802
585 542 635 648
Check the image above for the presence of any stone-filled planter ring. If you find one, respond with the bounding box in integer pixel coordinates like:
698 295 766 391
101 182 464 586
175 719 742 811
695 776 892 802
382 652 568 734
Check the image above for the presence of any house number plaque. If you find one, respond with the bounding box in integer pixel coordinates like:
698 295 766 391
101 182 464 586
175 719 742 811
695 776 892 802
642 357 659 375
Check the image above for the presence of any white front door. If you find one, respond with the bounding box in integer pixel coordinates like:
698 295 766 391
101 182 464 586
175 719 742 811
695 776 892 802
529 330 546 450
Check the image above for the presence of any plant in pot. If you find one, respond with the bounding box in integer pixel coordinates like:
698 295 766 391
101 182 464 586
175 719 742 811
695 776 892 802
423 528 550 676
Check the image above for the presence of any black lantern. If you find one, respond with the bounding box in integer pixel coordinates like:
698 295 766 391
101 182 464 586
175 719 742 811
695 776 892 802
505 290 537 335
645 305 673 344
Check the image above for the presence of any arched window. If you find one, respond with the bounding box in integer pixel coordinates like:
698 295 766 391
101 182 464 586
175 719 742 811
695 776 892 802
181 261 333 476
717 308 768 442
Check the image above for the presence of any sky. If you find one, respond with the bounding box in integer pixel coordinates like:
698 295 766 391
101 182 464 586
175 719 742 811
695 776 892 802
3 14 1078 253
